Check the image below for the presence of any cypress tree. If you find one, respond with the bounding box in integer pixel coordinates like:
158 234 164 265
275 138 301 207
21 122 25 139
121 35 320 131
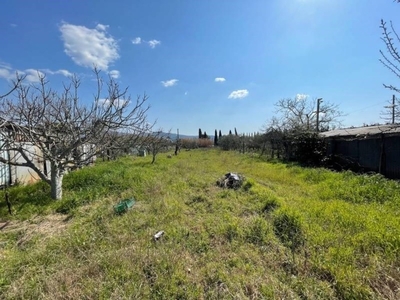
199 128 202 139
214 129 218 146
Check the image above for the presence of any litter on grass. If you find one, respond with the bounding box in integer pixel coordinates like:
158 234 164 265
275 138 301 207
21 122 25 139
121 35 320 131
114 198 136 214
153 230 165 241
216 172 245 189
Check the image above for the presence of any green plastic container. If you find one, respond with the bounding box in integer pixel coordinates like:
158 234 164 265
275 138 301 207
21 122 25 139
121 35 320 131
114 198 135 214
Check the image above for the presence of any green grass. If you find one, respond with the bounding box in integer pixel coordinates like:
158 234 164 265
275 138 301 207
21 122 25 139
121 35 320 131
0 149 399 299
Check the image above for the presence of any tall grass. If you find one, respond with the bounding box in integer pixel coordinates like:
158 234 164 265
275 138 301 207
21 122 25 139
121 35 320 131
0 150 399 299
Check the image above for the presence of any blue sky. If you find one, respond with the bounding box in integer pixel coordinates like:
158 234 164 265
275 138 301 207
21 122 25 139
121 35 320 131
0 0 399 135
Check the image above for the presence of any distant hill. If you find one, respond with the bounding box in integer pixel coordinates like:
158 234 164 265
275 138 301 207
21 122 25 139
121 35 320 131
153 132 217 140
156 132 198 141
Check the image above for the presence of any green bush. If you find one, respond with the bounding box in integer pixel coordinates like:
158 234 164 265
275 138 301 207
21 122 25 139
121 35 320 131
283 131 327 166
218 135 241 151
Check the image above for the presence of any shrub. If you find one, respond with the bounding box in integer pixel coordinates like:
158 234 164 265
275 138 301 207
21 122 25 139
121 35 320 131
283 131 327 166
180 138 213 149
181 138 199 149
197 138 213 148
218 135 241 151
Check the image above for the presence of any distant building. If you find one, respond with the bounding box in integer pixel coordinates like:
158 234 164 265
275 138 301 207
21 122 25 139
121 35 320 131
0 136 96 187
320 124 400 179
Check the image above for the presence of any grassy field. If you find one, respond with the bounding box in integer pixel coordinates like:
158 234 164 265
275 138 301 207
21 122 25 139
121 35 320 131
0 149 399 299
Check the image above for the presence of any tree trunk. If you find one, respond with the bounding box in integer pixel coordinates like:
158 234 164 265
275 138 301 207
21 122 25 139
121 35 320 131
50 162 64 200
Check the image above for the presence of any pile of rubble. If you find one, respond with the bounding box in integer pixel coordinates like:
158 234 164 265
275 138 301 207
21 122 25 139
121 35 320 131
216 172 245 189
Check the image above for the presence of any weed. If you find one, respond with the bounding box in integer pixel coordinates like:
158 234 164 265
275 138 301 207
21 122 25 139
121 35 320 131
0 149 399 298
245 216 270 245
262 197 280 214
273 209 305 256
242 178 255 191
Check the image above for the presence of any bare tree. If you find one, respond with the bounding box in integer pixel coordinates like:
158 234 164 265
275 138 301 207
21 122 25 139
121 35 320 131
260 97 343 162
380 20 400 93
380 1 400 92
148 129 172 164
259 116 286 157
275 95 343 132
0 69 151 200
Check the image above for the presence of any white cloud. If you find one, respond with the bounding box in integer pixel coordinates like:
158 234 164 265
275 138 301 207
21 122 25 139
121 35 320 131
95 24 109 31
148 40 161 49
161 79 178 87
60 22 119 70
132 37 142 44
295 93 309 101
0 62 12 79
228 89 249 99
0 61 11 69
108 70 120 79
0 68 11 80
99 98 129 108
55 69 73 77
22 69 45 83
41 69 73 77
132 37 161 48
0 66 72 82
215 77 226 82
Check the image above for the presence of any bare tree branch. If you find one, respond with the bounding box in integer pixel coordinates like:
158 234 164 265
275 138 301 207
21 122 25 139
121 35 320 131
148 129 172 164
0 73 26 100
274 96 343 132
0 69 153 199
380 1 400 92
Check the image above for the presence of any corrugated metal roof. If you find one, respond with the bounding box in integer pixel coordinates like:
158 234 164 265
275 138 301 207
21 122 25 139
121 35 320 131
320 124 400 138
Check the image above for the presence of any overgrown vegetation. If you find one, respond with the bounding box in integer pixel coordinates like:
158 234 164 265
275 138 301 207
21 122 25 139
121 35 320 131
1 149 399 299
180 138 213 149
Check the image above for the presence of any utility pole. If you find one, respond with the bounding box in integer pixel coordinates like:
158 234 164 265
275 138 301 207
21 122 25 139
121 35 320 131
383 95 397 124
392 95 396 124
392 94 396 124
316 98 323 132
